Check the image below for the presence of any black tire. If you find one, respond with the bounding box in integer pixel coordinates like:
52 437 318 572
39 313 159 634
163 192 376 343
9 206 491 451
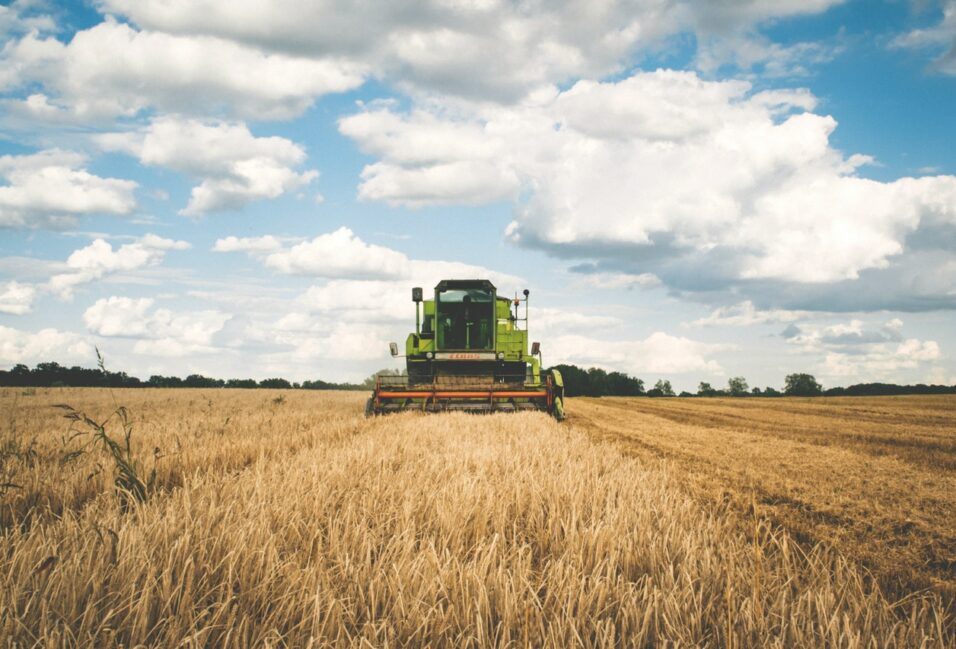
364 397 375 417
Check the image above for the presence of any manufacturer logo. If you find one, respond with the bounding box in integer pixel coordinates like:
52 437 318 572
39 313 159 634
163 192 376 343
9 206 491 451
434 352 495 360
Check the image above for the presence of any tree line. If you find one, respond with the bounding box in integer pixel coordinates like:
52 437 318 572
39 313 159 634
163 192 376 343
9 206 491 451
2 360 954 397
0 362 364 391
549 365 956 398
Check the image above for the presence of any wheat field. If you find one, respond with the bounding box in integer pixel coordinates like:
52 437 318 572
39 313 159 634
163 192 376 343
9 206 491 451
1 388 953 647
572 395 956 604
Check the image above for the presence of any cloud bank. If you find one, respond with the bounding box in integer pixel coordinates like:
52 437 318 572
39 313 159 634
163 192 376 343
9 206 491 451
340 70 956 307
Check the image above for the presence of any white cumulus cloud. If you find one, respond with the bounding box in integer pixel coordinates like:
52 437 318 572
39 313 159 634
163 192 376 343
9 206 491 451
95 0 846 102
297 280 417 323
549 331 727 375
340 69 956 288
83 296 231 356
822 339 942 380
781 317 944 383
98 116 318 215
218 226 525 290
0 149 137 228
1 18 365 120
262 227 411 279
48 234 190 299
0 281 37 315
0 325 93 365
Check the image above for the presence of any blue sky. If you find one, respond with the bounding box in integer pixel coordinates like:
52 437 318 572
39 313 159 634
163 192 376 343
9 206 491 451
1 0 954 391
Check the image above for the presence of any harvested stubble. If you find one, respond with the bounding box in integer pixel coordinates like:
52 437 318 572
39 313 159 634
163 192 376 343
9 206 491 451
0 388 952 647
571 395 956 605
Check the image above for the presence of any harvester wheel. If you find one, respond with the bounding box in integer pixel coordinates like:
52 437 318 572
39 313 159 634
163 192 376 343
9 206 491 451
364 397 375 418
553 396 565 421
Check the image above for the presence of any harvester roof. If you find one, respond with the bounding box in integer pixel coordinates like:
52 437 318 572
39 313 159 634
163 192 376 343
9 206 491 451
435 279 496 292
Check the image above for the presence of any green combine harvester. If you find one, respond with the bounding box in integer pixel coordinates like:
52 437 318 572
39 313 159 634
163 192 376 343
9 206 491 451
366 279 565 419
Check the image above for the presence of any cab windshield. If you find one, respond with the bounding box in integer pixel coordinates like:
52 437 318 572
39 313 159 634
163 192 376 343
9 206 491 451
436 288 494 350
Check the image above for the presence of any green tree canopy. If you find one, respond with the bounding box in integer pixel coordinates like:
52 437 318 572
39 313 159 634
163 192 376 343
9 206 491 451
549 364 644 397
784 373 823 396
728 376 749 396
259 377 292 389
653 379 674 397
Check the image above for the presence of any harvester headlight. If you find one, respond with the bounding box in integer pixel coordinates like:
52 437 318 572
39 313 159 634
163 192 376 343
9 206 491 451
497 352 504 360
426 352 434 359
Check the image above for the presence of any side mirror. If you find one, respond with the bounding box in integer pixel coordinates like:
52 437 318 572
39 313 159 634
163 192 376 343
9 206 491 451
412 287 423 302
523 289 530 298
531 341 540 355
389 342 399 357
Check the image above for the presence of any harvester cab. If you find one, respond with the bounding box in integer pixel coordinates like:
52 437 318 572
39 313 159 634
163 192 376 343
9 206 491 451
366 279 565 419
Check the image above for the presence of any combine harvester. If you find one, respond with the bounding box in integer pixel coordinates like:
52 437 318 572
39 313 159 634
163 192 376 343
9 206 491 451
367 279 565 419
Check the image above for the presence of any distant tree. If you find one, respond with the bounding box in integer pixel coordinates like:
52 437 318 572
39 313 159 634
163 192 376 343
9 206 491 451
11 363 30 376
785 373 823 396
34 362 64 385
697 381 716 397
301 378 365 390
728 376 749 396
259 377 292 389
62 364 100 387
548 364 644 397
226 378 258 388
586 367 609 396
678 391 694 397
183 374 223 388
751 386 763 396
148 374 184 388
605 371 645 396
824 382 956 396
653 379 674 397
763 386 781 397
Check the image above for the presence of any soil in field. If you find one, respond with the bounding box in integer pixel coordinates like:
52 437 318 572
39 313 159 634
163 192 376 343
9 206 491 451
570 395 956 604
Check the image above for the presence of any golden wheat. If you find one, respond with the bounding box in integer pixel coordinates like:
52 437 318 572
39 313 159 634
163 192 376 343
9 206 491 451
0 388 952 647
